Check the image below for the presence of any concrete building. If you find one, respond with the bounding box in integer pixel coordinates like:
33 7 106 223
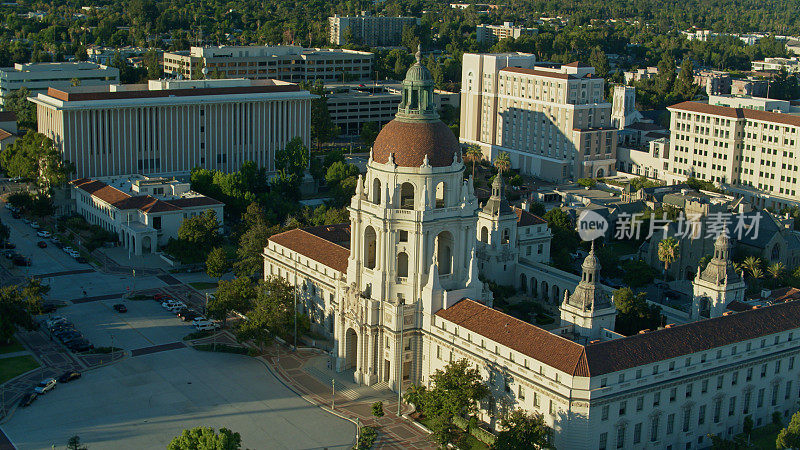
71 175 223 255
460 53 617 182
731 78 769 97
617 138 671 180
667 100 800 209
162 46 374 83
694 70 731 95
708 94 795 113
325 82 459 137
752 57 800 73
0 62 118 107
328 12 420 46
624 67 658 84
476 22 537 44
30 78 314 178
263 56 800 450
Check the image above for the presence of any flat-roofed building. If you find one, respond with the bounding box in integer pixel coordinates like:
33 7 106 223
30 78 314 178
71 174 223 255
752 57 800 73
0 62 118 107
328 12 420 46
668 100 800 209
460 53 617 182
162 46 374 83
476 22 537 44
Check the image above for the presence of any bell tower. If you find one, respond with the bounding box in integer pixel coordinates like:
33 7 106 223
691 233 745 320
559 241 617 341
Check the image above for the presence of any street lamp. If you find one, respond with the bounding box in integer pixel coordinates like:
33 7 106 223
332 378 335 410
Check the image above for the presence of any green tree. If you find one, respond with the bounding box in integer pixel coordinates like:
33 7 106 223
529 202 546 217
588 46 609 78
236 276 303 347
742 256 763 279
0 131 74 189
777 411 800 450
178 210 221 248
493 410 553 450
655 52 677 97
612 287 662 335
418 359 490 445
207 277 255 324
66 435 87 450
674 59 698 100
3 88 36 130
372 401 384 417
494 151 511 174
768 261 785 281
275 137 308 179
657 237 679 274
543 208 578 269
168 426 242 450
360 122 379 147
325 161 360 206
0 281 45 344
464 144 483 179
205 247 230 280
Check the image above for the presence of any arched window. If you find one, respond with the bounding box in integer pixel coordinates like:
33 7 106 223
400 182 414 209
435 182 446 208
397 252 409 278
437 231 454 275
772 243 781 261
480 226 488 243
364 226 377 269
372 178 381 204
596 168 604 178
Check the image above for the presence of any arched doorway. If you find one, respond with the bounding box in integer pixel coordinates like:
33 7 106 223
541 281 549 302
397 252 409 278
699 298 711 318
596 168 605 178
372 178 381 204
480 226 488 243
552 285 560 304
435 182 446 208
519 273 527 293
345 328 358 370
142 236 152 254
772 243 781 261
530 278 538 298
437 231 454 275
400 182 415 209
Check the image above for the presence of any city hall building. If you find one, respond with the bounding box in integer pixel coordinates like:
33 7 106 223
264 54 800 448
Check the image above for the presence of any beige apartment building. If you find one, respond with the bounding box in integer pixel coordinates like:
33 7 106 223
460 53 617 182
30 79 314 178
667 99 800 210
162 46 374 83
476 22 537 44
328 12 420 46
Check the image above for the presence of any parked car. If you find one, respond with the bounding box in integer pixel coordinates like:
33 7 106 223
161 300 179 309
179 311 200 321
57 330 81 341
51 236 60 244
46 316 68 328
29 221 40 229
164 301 186 311
153 293 167 301
194 321 220 331
37 240 47 248
33 378 56 394
66 339 93 352
192 316 208 324
3 250 15 259
62 246 75 254
113 303 127 313
12 255 31 266
19 392 37 407
36 230 51 238
57 370 81 383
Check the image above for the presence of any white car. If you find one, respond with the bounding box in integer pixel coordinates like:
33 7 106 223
37 230 51 238
194 321 220 331
30 222 40 229
34 378 57 394
62 246 74 253
166 302 186 312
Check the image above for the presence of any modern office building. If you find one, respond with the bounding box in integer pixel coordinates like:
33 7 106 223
752 57 800 73
71 175 223 255
0 62 118 107
328 12 420 46
264 56 800 450
30 78 315 178
476 22 537 44
460 53 617 182
667 99 800 209
162 46 374 83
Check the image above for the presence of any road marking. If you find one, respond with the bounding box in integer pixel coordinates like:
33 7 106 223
34 269 94 278
70 293 125 304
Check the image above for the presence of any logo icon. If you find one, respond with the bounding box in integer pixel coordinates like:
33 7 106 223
577 210 608 242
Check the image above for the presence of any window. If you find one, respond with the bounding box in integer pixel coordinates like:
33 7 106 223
699 405 706 425
728 396 737 416
619 401 627 416
399 230 408 242
786 381 793 400
758 388 765 408
602 405 609 421
761 364 768 378
651 415 660 442
746 367 753 382
633 423 642 444
653 392 661 407
670 388 677 402
717 375 724 390
599 432 607 450
667 413 675 434
616 425 626 449
713 399 722 423
637 397 644 412
686 384 693 398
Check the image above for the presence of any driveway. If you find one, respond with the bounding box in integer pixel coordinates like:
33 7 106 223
2 300 355 449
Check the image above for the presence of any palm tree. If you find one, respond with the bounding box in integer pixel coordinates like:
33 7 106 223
464 144 483 179
742 256 762 279
494 151 511 174
657 237 679 275
767 262 785 281
750 267 764 281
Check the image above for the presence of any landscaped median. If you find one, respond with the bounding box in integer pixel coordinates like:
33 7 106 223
0 338 25 355
0 355 39 384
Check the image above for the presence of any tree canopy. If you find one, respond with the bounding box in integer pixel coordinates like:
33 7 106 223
0 131 75 189
612 287 663 335
168 426 242 450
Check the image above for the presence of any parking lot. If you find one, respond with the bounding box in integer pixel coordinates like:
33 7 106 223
2 298 356 449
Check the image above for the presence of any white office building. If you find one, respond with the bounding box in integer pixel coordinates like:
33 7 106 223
0 62 118 107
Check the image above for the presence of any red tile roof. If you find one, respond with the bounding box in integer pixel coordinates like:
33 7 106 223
513 207 546 226
435 299 589 376
669 101 800 127
47 83 302 102
269 228 350 273
437 297 800 377
71 178 215 213
372 120 461 168
742 108 800 127
0 128 12 141
72 178 131 204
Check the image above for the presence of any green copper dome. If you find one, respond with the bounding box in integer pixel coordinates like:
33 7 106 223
396 45 438 122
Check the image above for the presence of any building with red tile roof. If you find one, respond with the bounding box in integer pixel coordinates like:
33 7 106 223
70 174 223 255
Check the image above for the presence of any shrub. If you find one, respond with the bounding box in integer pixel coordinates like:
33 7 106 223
452 415 469 430
183 330 213 341
194 344 250 355
577 178 596 188
470 425 497 446
371 401 384 417
353 426 376 450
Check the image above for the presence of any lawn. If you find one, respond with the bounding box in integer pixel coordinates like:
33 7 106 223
741 423 781 449
0 355 40 383
189 282 219 290
0 338 24 355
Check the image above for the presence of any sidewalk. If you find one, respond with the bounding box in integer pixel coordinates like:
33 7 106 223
262 344 434 449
